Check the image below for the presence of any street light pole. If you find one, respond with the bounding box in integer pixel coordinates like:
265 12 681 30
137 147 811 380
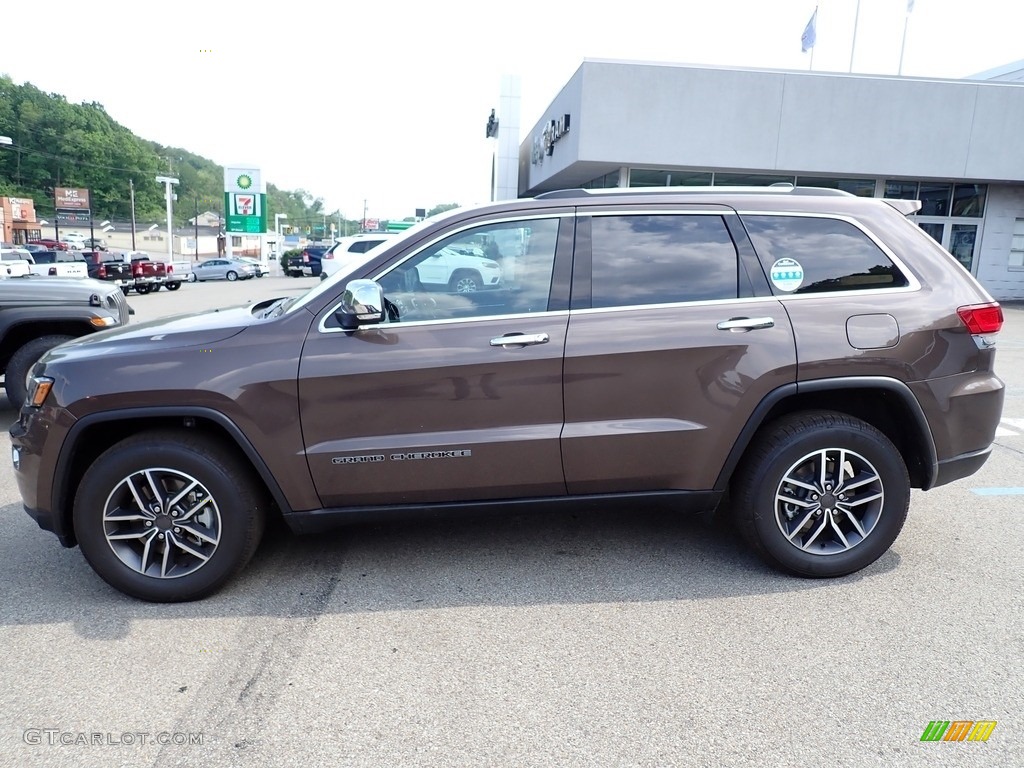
0 137 11 243
155 175 179 264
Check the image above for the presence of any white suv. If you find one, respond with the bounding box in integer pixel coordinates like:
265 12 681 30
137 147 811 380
320 233 400 280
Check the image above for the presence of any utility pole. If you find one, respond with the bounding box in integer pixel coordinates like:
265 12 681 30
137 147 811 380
194 196 199 261
129 179 137 250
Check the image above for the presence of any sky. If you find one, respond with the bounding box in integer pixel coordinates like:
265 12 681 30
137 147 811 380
1 0 1022 222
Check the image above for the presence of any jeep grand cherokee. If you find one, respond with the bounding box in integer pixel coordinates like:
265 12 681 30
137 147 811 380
10 187 1004 601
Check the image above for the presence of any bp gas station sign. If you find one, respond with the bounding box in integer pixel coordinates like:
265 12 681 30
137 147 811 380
224 167 267 233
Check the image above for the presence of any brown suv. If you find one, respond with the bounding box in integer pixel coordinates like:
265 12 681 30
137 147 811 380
10 187 1005 601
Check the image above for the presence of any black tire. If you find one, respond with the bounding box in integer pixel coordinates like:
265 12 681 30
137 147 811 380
449 270 482 293
187 273 197 283
289 270 302 278
4 334 75 408
731 411 909 578
135 284 152 295
152 284 162 292
226 271 238 281
73 430 268 602
166 281 181 291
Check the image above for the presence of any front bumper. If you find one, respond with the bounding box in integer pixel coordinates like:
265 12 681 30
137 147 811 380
10 405 78 548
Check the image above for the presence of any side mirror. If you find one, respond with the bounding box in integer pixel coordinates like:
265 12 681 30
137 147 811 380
338 279 385 330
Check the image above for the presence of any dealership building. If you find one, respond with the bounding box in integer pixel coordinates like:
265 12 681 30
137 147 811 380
517 59 1024 300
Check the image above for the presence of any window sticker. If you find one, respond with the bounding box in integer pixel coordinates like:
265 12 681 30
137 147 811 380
770 257 804 292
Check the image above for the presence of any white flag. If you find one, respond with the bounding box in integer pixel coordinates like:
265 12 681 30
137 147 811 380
801 9 818 53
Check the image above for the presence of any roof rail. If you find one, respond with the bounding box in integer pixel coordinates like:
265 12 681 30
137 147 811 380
534 186 855 200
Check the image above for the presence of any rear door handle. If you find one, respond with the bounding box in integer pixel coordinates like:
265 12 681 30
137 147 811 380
490 333 550 347
716 316 775 331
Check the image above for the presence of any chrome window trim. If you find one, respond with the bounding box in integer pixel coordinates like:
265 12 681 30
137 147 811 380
317 309 570 335
317 212 567 335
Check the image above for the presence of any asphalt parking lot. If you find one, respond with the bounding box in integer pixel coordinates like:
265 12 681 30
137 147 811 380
1 279 1021 767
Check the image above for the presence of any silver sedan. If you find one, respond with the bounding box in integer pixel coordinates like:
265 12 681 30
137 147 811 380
187 258 257 282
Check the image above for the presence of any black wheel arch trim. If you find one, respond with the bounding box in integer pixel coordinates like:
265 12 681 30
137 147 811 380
52 407 294 542
714 376 938 493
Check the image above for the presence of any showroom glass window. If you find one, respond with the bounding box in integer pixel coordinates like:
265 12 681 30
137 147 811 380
884 181 918 200
377 218 560 323
589 214 737 308
795 177 875 197
743 215 909 295
629 169 713 187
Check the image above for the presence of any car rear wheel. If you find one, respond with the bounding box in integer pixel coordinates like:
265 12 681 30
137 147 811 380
135 284 152 295
4 334 75 409
226 271 238 281
166 281 181 291
731 411 909 578
73 430 268 602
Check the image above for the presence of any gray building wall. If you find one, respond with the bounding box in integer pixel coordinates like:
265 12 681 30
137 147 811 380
520 60 1024 195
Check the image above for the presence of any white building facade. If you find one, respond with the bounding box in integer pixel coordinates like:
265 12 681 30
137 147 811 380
519 60 1024 300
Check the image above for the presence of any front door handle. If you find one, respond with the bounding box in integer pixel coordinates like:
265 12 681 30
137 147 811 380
490 333 550 347
716 316 775 331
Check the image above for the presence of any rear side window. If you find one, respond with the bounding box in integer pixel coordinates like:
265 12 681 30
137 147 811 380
348 240 386 254
589 214 737 308
743 215 908 295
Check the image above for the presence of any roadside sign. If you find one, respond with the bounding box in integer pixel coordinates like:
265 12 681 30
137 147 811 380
224 167 267 234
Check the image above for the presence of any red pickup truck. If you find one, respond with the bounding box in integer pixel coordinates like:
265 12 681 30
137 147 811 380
127 253 168 294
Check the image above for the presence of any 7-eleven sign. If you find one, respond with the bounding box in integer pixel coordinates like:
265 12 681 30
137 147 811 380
230 193 260 217
225 191 267 233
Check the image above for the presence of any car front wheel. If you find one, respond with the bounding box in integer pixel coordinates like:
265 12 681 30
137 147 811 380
187 273 197 283
73 430 268 602
449 270 482 293
731 411 909 578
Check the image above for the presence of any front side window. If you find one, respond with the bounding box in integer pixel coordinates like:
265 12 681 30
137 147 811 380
589 214 737 308
743 215 909 295
376 218 560 323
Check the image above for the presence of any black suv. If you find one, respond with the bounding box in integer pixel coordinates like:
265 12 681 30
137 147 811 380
11 187 1004 601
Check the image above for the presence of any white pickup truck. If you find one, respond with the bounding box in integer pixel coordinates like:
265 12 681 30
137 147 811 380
1 245 33 278
26 250 89 278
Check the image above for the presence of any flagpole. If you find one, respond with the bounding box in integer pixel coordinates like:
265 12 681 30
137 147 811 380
898 2 913 75
849 0 861 73
810 7 816 72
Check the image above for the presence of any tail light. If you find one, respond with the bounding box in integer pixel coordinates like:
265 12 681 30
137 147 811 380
302 252 310 263
957 303 1003 334
166 265 174 274
98 265 107 278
